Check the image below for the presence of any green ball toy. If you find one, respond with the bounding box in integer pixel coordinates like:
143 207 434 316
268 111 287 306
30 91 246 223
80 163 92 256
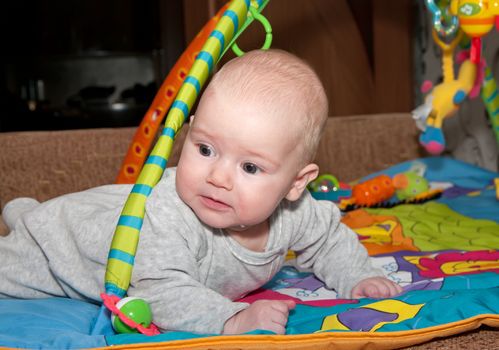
111 297 153 334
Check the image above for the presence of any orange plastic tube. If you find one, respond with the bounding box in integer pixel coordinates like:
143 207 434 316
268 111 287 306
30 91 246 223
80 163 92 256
116 3 229 184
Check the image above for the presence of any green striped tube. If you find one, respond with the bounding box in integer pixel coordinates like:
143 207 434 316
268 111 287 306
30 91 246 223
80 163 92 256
481 66 499 145
104 0 264 297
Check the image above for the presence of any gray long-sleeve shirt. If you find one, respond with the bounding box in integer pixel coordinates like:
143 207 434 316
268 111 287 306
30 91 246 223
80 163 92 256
0 168 382 334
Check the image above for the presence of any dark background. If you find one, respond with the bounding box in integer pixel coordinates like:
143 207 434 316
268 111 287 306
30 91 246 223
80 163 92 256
0 0 416 132
0 0 185 131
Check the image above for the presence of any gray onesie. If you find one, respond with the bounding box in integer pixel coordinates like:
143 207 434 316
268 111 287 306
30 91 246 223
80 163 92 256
0 168 382 334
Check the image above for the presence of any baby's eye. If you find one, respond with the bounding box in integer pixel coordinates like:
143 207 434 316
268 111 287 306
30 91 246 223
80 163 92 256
242 162 260 174
198 144 214 157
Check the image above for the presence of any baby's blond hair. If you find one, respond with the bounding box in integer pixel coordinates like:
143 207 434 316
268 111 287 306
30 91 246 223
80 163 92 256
203 49 328 163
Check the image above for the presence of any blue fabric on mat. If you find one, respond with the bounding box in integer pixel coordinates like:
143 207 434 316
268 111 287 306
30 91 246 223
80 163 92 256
0 298 109 349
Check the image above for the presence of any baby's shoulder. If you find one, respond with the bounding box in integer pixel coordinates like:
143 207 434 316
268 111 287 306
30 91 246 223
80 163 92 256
281 190 337 216
275 191 341 238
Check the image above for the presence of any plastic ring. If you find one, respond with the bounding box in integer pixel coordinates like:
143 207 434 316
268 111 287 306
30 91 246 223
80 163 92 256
232 6 273 57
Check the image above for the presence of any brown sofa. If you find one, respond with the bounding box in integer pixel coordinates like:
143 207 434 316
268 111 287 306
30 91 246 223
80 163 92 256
0 113 496 349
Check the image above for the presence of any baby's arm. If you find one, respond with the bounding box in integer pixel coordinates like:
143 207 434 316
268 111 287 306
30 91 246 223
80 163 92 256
133 224 296 334
351 276 403 299
289 194 397 298
2 198 40 230
223 300 295 335
130 232 249 334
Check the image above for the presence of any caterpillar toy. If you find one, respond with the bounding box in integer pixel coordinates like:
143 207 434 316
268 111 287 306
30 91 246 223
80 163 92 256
351 174 395 206
338 172 441 211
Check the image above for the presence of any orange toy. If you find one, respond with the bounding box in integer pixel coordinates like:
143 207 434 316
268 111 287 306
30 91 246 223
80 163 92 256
115 4 229 184
351 175 395 206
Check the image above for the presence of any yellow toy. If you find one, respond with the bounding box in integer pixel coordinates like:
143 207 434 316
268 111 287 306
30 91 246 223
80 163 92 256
450 0 499 38
415 0 499 154
451 0 499 63
412 30 477 154
449 1 499 145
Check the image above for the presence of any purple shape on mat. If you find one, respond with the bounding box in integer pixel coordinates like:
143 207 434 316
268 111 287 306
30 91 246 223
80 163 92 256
283 275 325 292
403 279 443 292
338 308 398 331
442 186 478 199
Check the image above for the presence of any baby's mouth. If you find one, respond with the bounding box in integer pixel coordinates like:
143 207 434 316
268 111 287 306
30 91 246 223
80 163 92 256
200 195 231 211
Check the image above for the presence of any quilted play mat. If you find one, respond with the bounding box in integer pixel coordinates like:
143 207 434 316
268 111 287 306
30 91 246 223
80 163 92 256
0 157 498 350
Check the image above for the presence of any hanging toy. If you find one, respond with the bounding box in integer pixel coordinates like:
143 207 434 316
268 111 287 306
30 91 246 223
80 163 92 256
112 297 154 334
413 29 477 154
451 0 499 145
415 0 499 155
450 0 499 64
101 294 159 335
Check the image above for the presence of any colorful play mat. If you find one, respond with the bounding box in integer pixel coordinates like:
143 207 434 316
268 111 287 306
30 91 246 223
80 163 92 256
1 157 497 350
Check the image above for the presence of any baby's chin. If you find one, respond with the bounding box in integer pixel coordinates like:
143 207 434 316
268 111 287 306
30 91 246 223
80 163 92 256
180 196 258 231
226 224 248 232
189 208 239 230
200 216 245 230
197 215 251 233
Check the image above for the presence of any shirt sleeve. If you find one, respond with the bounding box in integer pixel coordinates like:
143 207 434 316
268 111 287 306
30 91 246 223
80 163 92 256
287 192 384 298
129 183 248 334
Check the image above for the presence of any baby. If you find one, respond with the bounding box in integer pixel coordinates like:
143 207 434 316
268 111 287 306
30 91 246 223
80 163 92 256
0 49 401 335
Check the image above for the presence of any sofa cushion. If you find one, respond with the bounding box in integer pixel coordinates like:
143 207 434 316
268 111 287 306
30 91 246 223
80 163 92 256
0 113 422 209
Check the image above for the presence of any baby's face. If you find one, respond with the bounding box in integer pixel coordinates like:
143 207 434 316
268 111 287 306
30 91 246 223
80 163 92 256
176 90 304 231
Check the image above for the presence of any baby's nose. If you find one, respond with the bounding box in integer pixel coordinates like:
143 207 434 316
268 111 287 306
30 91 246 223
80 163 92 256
207 163 233 190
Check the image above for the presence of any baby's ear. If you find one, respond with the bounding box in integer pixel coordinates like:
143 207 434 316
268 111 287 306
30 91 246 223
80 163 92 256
285 163 319 201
